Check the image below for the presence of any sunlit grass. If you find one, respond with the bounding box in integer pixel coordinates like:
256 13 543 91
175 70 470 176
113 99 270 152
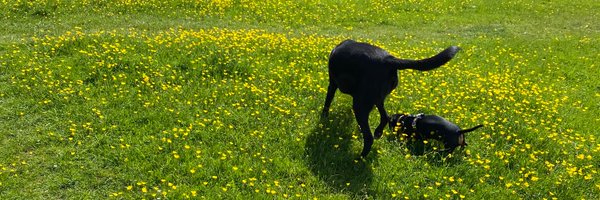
1 0 599 199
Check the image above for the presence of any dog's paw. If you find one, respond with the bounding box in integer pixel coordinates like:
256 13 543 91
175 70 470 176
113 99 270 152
374 131 383 139
321 110 329 118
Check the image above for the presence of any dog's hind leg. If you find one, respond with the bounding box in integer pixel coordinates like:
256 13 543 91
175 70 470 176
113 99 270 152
374 101 388 139
353 98 375 158
321 80 337 117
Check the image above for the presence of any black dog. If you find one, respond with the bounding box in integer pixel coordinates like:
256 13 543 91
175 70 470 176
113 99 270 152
321 40 460 158
389 113 483 153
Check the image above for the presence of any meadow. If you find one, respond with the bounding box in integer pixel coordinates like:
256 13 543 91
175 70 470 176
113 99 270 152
0 0 599 199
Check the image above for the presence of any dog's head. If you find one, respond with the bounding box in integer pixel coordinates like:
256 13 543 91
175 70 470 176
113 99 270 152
388 114 405 132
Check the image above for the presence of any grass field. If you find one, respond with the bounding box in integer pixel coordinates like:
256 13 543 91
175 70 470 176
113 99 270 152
1 0 599 199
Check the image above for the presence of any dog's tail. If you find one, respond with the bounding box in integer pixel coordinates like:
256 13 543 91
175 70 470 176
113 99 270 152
458 124 483 134
385 46 460 71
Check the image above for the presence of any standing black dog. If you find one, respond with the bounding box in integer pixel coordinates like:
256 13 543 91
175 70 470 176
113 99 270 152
321 40 460 158
389 113 483 153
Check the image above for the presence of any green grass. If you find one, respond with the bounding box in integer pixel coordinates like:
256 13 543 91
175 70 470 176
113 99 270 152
1 0 599 199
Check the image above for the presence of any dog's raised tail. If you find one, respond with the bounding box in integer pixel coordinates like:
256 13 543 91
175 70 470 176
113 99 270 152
458 124 483 134
386 46 460 71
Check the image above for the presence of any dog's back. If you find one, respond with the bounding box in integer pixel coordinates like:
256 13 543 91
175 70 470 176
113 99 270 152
328 40 460 95
328 40 396 95
329 40 393 66
329 40 460 71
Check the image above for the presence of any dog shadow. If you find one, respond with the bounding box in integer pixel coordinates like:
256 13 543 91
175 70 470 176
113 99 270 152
305 108 375 198
388 138 464 167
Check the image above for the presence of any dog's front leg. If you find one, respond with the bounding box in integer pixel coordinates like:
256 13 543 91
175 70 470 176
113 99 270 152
353 99 374 158
374 101 388 139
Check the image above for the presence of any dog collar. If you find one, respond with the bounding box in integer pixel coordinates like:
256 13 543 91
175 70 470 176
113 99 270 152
396 114 407 132
411 113 424 130
394 113 423 133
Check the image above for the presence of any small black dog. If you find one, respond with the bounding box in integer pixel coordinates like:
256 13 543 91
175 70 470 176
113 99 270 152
389 113 483 153
321 40 460 158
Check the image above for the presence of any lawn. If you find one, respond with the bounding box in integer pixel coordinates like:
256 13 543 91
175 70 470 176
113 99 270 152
1 0 599 199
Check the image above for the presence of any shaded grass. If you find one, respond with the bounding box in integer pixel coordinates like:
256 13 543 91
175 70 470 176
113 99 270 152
305 108 374 199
